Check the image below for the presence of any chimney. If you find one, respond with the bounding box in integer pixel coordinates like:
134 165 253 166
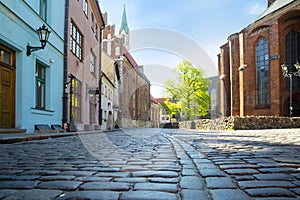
268 0 276 7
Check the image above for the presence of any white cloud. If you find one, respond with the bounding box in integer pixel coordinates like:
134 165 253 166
248 3 265 15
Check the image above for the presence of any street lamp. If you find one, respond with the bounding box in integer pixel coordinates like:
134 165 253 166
281 61 300 117
27 24 51 56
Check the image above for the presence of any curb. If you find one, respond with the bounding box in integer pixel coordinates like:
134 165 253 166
0 129 119 144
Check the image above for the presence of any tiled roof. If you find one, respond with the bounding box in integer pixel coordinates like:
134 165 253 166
255 0 296 22
155 98 170 104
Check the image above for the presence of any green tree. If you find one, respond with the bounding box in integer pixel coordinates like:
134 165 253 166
161 99 181 118
164 60 211 120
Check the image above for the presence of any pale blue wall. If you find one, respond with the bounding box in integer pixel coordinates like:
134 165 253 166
0 0 65 132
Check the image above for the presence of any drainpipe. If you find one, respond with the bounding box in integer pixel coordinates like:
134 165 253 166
98 25 105 126
62 0 70 130
95 0 105 127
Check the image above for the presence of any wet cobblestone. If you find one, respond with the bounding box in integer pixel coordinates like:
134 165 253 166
0 128 299 199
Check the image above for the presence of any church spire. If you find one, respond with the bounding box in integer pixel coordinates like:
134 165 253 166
119 5 129 35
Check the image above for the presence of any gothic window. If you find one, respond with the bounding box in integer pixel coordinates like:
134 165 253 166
256 37 270 107
115 47 120 56
107 34 111 56
285 30 300 89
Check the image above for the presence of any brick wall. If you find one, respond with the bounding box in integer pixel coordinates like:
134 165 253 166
218 1 300 117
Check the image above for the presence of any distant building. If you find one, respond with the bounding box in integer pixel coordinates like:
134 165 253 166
0 0 65 132
101 51 120 130
65 0 105 131
155 98 171 124
150 96 160 128
218 0 300 117
102 6 151 128
120 52 151 127
101 71 115 130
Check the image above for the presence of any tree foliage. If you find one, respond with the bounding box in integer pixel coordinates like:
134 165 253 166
164 60 211 120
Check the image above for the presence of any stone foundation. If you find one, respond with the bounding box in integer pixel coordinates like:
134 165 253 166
179 116 300 130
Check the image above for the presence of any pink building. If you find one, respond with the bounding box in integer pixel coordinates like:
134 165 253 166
65 0 105 131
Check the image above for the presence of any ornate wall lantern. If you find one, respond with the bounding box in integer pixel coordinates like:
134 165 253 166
26 24 51 56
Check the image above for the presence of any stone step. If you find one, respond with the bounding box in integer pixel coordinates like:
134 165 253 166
0 128 27 134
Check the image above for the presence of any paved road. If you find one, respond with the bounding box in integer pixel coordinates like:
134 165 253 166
0 128 299 200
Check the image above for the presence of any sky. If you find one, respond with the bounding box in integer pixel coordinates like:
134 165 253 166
99 0 268 97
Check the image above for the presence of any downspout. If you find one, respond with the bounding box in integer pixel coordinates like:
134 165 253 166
98 20 105 126
95 0 105 127
62 0 70 130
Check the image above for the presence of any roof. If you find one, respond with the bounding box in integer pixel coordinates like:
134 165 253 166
150 95 158 104
255 0 296 22
123 51 138 68
119 5 129 34
155 98 171 104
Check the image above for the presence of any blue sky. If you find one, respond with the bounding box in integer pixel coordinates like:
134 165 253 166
99 0 267 97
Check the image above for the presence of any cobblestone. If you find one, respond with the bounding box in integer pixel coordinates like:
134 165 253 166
120 191 177 200
0 128 299 199
181 189 208 200
245 187 296 197
205 177 236 189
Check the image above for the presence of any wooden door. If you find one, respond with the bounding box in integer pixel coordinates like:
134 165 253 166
0 45 15 128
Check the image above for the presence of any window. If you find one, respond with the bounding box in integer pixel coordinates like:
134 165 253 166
35 62 46 109
91 13 95 32
70 22 83 60
70 77 82 122
90 51 95 74
39 0 47 21
115 47 120 56
95 23 98 39
256 37 270 107
103 110 107 121
107 34 111 56
83 0 88 16
0 47 11 65
286 30 300 89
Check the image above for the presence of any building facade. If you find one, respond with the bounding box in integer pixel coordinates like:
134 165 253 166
0 0 65 132
65 0 104 131
102 7 151 128
101 51 120 130
150 96 160 128
120 52 151 128
219 0 300 117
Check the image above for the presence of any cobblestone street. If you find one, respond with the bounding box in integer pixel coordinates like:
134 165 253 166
0 128 299 200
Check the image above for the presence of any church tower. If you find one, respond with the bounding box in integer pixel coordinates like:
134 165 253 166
119 5 130 50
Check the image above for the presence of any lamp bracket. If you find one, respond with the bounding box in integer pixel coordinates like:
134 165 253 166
26 45 45 56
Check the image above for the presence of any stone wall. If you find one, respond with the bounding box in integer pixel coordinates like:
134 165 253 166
179 116 300 130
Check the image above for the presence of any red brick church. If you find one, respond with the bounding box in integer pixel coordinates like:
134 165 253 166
218 0 300 117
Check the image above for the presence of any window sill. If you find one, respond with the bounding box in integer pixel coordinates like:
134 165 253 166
31 107 55 116
255 105 271 109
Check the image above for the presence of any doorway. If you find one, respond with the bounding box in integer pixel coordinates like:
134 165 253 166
0 44 15 128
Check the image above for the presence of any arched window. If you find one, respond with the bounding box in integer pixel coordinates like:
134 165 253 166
286 30 300 89
115 47 120 56
256 37 270 107
107 34 111 56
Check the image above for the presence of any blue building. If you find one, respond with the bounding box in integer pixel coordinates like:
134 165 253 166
0 0 65 132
